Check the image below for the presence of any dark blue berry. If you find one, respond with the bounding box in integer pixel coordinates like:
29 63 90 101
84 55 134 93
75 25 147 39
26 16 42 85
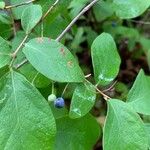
54 97 65 108
111 21 117 27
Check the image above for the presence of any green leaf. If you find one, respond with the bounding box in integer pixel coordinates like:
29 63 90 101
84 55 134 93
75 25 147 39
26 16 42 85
0 10 11 24
55 114 100 150
21 5 42 34
107 26 140 40
85 27 98 47
35 0 71 38
0 65 9 78
102 24 140 51
50 103 68 120
69 0 88 18
0 70 56 149
140 36 150 53
41 15 68 39
19 63 50 88
11 32 49 88
145 123 150 148
113 0 150 19
115 82 128 100
0 36 11 68
91 32 121 86
93 0 114 22
10 0 33 20
35 0 55 13
103 99 148 150
0 1 5 9
23 38 85 83
127 69 150 115
69 81 96 118
36 0 71 14
71 27 85 52
0 22 12 39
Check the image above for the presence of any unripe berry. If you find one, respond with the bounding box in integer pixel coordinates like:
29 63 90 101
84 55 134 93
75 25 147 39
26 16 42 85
54 97 65 108
48 94 56 103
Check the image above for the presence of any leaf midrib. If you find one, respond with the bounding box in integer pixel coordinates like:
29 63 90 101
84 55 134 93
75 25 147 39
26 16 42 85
6 72 21 145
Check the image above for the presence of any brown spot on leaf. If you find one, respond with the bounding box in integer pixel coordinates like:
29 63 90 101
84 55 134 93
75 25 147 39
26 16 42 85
67 61 73 68
60 48 66 56
36 37 44 43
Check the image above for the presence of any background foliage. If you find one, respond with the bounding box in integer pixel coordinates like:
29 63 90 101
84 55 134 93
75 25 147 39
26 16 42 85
1 0 150 149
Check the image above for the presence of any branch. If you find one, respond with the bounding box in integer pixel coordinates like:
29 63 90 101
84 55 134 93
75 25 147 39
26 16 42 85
85 79 111 100
15 59 28 69
13 35 28 57
56 0 99 41
96 87 111 100
130 20 150 25
85 73 91 78
42 0 60 20
10 35 28 68
102 80 117 92
5 0 36 9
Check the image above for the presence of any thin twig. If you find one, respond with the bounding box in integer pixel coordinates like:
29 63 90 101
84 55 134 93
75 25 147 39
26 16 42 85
61 83 69 97
51 81 55 94
85 73 91 78
102 80 117 92
32 0 60 31
13 34 28 57
96 87 111 100
41 22 44 37
130 20 150 25
56 0 99 41
15 59 28 69
35 0 60 37
10 34 28 68
31 72 39 85
42 0 60 20
5 0 36 9
85 79 111 100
